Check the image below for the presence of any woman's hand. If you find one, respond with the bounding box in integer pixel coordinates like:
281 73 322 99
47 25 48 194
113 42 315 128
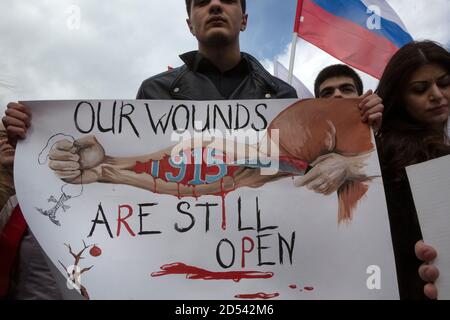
415 240 439 299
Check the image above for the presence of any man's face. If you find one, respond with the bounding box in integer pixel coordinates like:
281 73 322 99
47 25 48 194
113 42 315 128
187 0 248 47
318 77 359 98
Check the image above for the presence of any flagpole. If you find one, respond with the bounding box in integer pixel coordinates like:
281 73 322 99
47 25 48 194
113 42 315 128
287 34 298 85
288 0 304 85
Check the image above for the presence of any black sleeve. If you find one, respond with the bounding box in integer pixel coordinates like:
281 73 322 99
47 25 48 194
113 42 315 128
136 83 144 100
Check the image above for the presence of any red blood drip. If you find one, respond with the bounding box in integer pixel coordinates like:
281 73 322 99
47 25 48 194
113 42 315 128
234 292 280 300
192 185 198 200
153 176 157 194
304 286 314 291
176 183 181 200
221 194 226 230
220 178 226 231
289 284 297 289
151 262 273 282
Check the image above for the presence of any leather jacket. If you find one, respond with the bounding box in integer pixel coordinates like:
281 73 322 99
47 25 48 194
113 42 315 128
136 51 297 100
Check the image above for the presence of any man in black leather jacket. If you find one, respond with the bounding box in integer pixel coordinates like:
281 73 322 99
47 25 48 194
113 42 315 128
136 0 297 101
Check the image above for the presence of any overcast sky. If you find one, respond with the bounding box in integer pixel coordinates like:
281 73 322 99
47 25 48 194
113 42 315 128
0 0 449 112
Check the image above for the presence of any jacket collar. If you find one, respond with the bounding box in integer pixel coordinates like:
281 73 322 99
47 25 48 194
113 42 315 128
180 51 249 73
179 50 280 93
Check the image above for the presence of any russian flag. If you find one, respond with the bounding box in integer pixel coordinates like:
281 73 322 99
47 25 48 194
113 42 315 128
295 0 413 78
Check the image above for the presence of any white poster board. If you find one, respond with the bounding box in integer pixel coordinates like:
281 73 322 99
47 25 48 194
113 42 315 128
407 155 450 300
14 99 398 299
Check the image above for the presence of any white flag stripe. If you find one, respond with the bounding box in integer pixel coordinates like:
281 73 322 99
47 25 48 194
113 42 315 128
273 60 314 99
361 0 409 33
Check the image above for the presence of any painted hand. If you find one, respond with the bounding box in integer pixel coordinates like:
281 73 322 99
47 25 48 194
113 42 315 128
49 135 106 184
293 152 368 195
415 240 439 299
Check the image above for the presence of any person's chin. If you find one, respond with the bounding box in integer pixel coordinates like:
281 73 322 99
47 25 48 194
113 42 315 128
1 150 15 159
203 30 232 46
427 113 449 126
0 158 14 167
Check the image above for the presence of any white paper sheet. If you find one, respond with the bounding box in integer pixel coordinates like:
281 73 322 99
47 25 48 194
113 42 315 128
407 155 450 300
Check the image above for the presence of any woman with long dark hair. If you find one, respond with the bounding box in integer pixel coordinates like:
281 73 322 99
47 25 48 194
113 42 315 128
377 40 449 299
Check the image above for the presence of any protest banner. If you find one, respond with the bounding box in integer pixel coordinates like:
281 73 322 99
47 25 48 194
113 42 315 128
14 98 398 299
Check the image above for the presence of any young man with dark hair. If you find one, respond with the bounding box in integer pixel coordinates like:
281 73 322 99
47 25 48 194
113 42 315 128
314 64 364 98
136 0 295 100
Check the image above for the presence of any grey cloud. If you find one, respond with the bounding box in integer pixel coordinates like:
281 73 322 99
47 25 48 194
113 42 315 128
0 0 196 108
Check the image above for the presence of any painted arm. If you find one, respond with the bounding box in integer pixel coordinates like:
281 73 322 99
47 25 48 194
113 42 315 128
48 135 288 197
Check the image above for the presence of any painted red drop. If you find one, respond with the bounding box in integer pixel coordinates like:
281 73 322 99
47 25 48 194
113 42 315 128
89 245 102 257
235 292 279 299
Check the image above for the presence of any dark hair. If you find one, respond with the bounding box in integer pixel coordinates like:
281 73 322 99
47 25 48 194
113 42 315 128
314 64 363 97
185 0 246 17
376 40 450 182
